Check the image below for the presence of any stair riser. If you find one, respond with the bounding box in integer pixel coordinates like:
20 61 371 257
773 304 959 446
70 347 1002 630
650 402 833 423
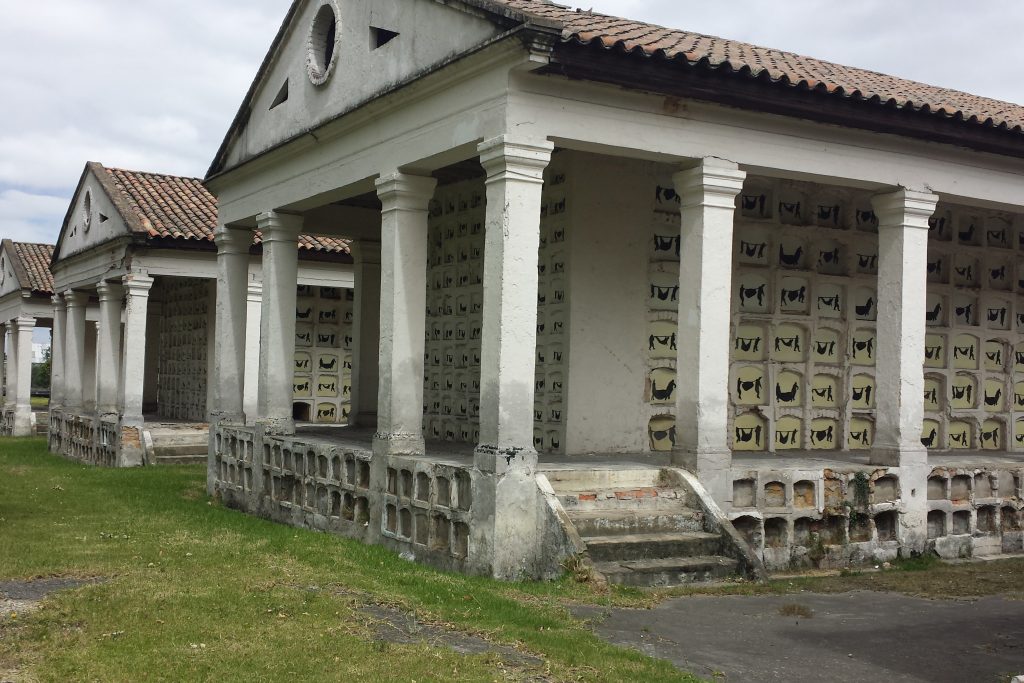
153 445 208 458
544 470 664 489
559 495 691 512
154 456 207 465
605 563 738 587
587 536 726 562
570 513 704 537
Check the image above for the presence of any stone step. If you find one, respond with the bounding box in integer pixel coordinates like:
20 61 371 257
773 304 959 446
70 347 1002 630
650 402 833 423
153 443 208 458
583 531 724 562
593 555 740 587
153 454 207 466
543 467 664 490
567 509 705 537
557 486 692 511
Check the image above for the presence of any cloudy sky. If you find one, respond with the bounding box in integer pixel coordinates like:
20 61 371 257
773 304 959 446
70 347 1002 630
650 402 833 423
1 0 1021 247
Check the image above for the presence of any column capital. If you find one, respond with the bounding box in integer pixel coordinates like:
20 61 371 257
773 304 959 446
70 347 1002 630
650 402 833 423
63 289 90 307
350 239 382 265
14 315 35 331
122 273 154 295
477 135 554 184
375 172 437 212
673 157 746 209
256 211 303 242
214 224 254 254
871 189 939 230
51 293 65 309
95 281 125 302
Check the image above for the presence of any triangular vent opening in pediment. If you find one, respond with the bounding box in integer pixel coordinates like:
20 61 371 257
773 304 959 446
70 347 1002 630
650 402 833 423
270 79 289 110
371 27 399 49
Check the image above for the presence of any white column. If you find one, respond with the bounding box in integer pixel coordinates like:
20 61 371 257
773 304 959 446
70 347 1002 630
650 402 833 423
350 240 381 428
6 323 16 414
872 190 939 467
95 282 124 417
0 323 7 409
211 225 252 423
473 136 553 472
373 172 436 456
120 274 153 421
63 290 89 413
243 280 262 423
12 315 36 435
50 295 66 410
86 322 99 411
673 158 747 506
256 211 302 434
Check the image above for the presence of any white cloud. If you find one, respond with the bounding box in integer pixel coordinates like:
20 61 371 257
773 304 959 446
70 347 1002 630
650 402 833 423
0 190 69 244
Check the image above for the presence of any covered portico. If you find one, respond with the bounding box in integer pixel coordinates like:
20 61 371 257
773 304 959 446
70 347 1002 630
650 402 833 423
0 240 61 437
203 0 1024 579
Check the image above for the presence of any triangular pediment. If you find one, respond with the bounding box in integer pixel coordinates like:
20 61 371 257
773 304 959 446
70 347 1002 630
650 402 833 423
53 163 133 264
0 242 22 298
211 0 515 175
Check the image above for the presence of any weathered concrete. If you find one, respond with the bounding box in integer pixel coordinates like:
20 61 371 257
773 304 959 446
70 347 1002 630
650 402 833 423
211 225 252 424
574 592 1024 683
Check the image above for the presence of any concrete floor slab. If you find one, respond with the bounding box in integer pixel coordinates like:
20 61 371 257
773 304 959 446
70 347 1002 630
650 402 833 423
573 592 1024 682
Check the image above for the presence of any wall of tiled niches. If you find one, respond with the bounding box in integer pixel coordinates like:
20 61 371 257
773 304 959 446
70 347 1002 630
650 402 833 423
422 160 569 453
923 205 1024 451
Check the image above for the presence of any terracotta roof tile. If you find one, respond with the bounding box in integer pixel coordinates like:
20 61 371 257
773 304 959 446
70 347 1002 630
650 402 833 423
11 242 55 294
482 0 1024 132
100 166 349 254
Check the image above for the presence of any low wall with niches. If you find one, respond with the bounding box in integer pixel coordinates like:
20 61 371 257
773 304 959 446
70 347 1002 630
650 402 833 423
47 410 120 467
209 424 576 579
729 463 1024 571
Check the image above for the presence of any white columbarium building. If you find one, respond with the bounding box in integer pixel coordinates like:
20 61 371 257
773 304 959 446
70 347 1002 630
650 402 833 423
200 0 1024 582
0 240 61 436
48 162 352 467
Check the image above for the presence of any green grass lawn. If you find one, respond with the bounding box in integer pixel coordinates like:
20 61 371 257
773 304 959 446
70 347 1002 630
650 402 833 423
29 397 48 410
0 438 695 682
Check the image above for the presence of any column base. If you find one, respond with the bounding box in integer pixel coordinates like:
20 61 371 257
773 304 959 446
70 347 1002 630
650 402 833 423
473 443 537 474
257 416 295 436
372 432 424 457
672 448 732 509
11 407 33 437
208 411 246 427
869 445 927 468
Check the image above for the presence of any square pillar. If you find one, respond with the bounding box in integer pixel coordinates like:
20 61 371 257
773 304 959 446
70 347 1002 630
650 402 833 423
256 211 302 435
96 282 124 417
350 240 381 428
373 172 436 456
5 323 16 414
1 323 8 409
63 290 89 413
11 316 35 436
870 189 939 467
672 158 746 507
119 273 153 466
211 225 252 424
473 135 553 473
50 295 66 411
243 280 262 423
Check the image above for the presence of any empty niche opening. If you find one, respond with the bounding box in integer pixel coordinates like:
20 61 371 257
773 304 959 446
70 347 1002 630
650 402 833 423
453 522 470 558
950 475 971 502
385 504 398 534
997 472 1017 498
793 480 815 509
371 26 399 49
974 473 994 498
343 492 355 521
399 508 413 539
764 481 786 508
848 514 871 543
820 515 845 545
316 486 329 515
871 475 898 504
928 511 947 540
874 510 897 542
455 471 472 511
330 491 341 517
415 512 429 545
793 518 814 546
436 476 451 507
415 472 430 502
927 476 946 500
357 460 370 489
355 496 369 524
293 402 312 422
733 479 755 508
732 515 762 549
976 506 997 534
951 510 971 535
269 79 289 109
764 517 788 547
431 513 450 551
1001 506 1021 532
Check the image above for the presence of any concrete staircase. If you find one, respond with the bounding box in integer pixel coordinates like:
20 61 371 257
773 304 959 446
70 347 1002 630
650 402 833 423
547 467 748 587
33 411 48 436
145 424 209 465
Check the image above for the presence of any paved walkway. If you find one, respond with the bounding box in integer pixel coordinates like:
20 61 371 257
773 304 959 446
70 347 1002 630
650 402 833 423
573 591 1024 682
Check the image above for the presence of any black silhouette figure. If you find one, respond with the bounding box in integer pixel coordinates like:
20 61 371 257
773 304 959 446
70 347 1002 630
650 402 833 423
951 384 973 403
855 297 874 318
852 385 872 404
740 241 767 259
741 194 766 215
953 345 975 361
815 340 836 357
775 382 799 403
818 295 841 311
779 245 803 266
858 254 878 270
926 302 942 323
775 336 802 352
810 426 834 445
852 338 874 359
921 429 937 448
781 286 806 306
984 389 1002 407
735 336 761 353
736 377 763 401
651 379 676 401
812 386 834 403
735 426 762 445
739 284 766 308
776 430 799 445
